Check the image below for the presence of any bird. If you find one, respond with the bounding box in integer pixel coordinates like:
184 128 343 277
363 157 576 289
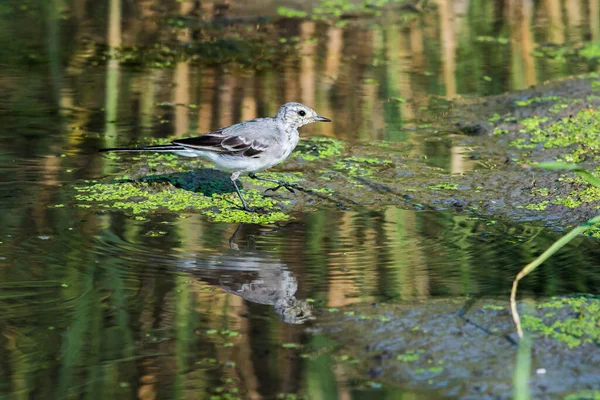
100 102 331 212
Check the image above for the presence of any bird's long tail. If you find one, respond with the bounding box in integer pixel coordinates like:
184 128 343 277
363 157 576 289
99 144 185 153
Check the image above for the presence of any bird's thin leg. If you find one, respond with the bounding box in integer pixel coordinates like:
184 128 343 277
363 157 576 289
230 172 253 212
248 173 302 194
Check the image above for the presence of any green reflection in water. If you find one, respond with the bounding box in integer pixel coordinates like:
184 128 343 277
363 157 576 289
0 209 599 398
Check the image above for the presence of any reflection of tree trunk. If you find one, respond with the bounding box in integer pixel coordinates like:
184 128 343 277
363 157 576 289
520 0 537 88
233 301 261 400
324 27 342 82
278 326 305 396
178 0 194 42
198 67 216 133
108 0 121 49
104 63 120 151
436 0 457 98
173 62 190 137
411 212 430 299
140 70 158 136
201 1 215 20
172 0 195 137
333 28 374 140
300 21 316 109
137 361 157 400
327 213 360 307
332 364 352 400
283 58 299 103
408 18 427 121
384 208 407 299
134 0 158 44
173 276 191 399
40 0 76 190
105 0 122 150
591 0 600 41
385 208 430 300
217 76 235 128
133 260 177 400
241 72 257 121
382 24 412 142
565 0 583 42
316 26 343 136
46 0 67 112
450 145 475 174
508 1 527 94
257 69 280 119
545 0 565 44
398 26 415 124
137 279 160 400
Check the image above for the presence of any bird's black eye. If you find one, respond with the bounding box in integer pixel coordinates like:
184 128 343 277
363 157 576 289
298 110 306 117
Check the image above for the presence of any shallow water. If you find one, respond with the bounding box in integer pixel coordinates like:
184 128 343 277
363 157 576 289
2 208 600 398
1 0 600 398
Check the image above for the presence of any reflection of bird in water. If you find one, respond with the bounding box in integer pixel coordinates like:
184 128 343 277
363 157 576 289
218 258 313 324
179 224 313 324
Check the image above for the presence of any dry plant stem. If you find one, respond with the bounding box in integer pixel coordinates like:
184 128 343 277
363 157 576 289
510 214 600 338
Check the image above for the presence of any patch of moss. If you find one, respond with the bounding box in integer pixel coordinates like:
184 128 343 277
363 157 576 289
514 96 563 107
565 390 600 400
396 349 425 362
293 137 344 161
551 196 582 209
481 304 505 311
531 187 549 197
512 109 600 162
521 296 600 348
332 156 392 177
489 113 503 122
520 116 550 131
549 103 570 114
525 201 549 211
428 183 459 191
548 184 600 209
73 179 290 224
509 138 538 149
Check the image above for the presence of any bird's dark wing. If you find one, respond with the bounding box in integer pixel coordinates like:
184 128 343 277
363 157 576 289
173 129 269 158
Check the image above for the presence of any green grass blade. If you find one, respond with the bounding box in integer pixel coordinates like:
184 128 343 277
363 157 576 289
511 214 600 337
536 162 600 188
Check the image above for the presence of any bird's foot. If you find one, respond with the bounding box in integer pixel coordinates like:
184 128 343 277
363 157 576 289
248 173 304 195
240 204 255 212
241 205 273 214
264 182 298 194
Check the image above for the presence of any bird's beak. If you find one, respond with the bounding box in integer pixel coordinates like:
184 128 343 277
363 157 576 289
315 115 331 122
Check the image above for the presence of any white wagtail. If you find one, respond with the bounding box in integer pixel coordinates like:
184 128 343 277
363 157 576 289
100 102 331 211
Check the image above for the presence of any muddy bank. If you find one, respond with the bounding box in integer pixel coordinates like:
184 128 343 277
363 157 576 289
308 295 600 399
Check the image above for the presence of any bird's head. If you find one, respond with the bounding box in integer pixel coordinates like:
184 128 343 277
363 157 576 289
276 102 331 128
